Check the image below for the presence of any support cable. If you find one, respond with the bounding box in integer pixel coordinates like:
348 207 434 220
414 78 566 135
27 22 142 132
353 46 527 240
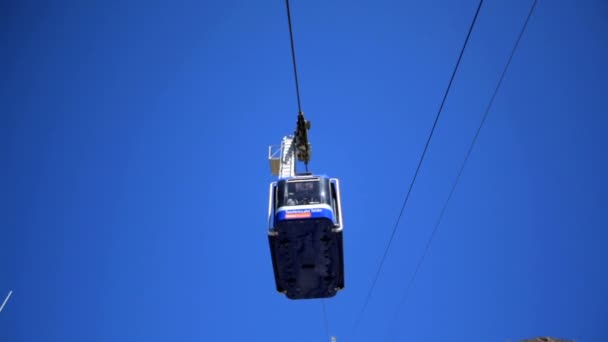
285 0 311 171
0 290 13 313
387 1 538 340
285 0 303 114
322 300 331 341
352 0 484 332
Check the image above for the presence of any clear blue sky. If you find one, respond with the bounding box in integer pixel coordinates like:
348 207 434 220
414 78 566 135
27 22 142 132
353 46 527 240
1 1 607 341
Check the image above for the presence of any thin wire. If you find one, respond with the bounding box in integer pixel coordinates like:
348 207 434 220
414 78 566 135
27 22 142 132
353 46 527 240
0 290 13 313
285 0 303 113
322 300 330 340
388 1 538 340
352 0 484 332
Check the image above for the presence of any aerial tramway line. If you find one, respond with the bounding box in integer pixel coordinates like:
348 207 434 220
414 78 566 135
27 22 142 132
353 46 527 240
266 0 345 300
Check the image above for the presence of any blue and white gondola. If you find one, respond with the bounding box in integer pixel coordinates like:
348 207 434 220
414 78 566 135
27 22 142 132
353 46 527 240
267 174 345 299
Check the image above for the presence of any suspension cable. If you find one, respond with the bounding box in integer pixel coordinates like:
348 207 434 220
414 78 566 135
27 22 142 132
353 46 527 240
0 290 12 313
387 2 538 340
352 0 484 332
285 0 303 114
285 0 311 172
322 300 331 340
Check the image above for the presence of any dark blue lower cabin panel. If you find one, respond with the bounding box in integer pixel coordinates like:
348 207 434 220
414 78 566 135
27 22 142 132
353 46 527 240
268 218 344 299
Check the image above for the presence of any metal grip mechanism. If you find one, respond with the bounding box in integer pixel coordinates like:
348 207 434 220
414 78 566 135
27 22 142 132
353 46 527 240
294 111 312 165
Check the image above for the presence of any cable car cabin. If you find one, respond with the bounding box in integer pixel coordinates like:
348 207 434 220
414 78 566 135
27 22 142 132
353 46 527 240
267 175 344 299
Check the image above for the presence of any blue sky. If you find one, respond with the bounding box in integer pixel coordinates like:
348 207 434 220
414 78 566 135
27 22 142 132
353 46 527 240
1 1 607 341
